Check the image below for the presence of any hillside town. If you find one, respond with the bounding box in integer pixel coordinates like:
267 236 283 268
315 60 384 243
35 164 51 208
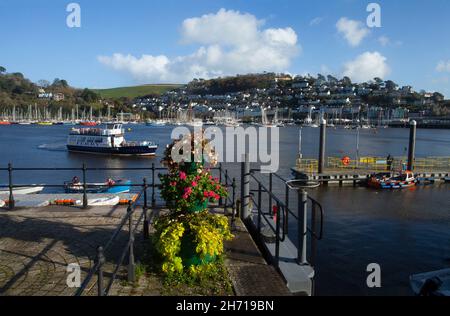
133 73 450 128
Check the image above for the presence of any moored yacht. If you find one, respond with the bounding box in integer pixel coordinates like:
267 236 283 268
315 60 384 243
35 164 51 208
67 123 158 156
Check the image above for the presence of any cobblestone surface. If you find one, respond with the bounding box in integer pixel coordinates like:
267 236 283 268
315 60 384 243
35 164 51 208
0 205 140 296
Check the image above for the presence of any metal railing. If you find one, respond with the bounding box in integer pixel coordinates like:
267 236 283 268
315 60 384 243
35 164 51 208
247 169 324 269
0 162 237 296
75 185 148 296
0 163 236 212
295 156 450 173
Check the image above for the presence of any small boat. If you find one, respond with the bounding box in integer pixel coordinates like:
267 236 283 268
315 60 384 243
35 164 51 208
368 171 417 190
87 196 120 206
0 186 44 195
0 121 11 125
0 200 5 208
79 121 98 127
64 178 131 194
410 268 450 296
37 121 53 126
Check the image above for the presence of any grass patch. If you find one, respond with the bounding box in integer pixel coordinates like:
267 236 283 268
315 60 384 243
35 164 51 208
93 84 183 99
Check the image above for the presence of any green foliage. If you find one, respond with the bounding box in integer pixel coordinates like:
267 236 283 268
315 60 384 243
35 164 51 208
93 84 182 99
153 211 233 276
187 73 276 95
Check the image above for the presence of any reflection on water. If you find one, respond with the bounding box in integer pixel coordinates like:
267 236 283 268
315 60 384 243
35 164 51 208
0 124 449 295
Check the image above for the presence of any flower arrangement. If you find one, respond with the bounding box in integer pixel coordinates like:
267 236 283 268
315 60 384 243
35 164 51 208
159 168 227 213
154 133 233 277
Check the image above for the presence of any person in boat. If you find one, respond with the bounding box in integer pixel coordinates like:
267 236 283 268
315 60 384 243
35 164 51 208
72 176 80 185
106 178 116 187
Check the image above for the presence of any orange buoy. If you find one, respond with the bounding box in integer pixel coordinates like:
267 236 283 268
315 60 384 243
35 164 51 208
341 156 351 166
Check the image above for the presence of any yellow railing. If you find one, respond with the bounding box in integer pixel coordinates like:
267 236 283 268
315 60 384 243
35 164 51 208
295 157 450 173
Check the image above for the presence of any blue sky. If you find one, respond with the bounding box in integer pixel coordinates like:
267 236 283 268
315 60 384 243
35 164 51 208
1 0 449 97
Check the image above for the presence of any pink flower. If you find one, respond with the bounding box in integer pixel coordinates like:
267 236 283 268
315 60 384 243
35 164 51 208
184 187 192 194
216 185 221 190
191 181 198 187
209 175 213 180
179 172 187 180
208 191 215 198
170 182 177 186
203 191 209 198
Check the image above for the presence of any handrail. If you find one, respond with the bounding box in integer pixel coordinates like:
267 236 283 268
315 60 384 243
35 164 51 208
247 168 324 269
75 186 145 296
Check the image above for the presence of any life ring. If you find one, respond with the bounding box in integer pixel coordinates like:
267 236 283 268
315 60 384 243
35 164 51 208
341 156 351 166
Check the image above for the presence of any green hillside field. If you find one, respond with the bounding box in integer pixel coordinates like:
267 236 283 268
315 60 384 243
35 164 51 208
93 84 183 99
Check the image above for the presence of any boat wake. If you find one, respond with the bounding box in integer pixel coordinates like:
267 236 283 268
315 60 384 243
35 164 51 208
38 143 66 151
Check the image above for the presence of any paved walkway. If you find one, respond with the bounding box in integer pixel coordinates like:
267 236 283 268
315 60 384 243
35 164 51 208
0 206 291 296
0 205 137 296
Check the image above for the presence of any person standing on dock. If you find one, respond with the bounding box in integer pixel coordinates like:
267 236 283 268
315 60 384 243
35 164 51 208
387 154 394 172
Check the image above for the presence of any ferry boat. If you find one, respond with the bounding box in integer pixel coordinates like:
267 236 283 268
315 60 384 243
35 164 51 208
67 123 158 156
368 171 417 189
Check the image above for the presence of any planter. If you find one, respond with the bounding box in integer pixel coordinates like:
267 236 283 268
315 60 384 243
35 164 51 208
180 233 215 267
166 199 209 213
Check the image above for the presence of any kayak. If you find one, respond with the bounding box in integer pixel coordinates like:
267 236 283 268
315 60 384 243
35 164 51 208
0 186 44 195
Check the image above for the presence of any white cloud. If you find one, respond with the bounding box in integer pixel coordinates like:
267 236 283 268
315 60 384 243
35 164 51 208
342 51 391 82
436 60 450 73
98 9 300 83
378 36 390 47
310 17 323 26
336 17 370 47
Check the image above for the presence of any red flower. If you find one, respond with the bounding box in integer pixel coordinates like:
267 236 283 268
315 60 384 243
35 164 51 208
191 181 198 187
179 172 187 180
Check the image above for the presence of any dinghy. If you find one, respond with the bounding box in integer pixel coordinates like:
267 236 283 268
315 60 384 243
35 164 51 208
410 268 450 296
0 200 5 208
87 196 120 206
64 178 131 194
0 186 44 195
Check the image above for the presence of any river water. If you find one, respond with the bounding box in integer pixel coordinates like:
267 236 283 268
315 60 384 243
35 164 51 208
0 124 449 296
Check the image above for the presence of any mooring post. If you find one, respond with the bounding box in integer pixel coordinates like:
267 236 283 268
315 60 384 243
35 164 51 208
298 190 308 265
82 163 88 209
319 119 327 174
407 120 417 171
8 163 14 210
231 178 236 223
240 154 250 221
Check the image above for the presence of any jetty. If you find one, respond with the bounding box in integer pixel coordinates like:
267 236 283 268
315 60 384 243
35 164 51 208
292 120 450 185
